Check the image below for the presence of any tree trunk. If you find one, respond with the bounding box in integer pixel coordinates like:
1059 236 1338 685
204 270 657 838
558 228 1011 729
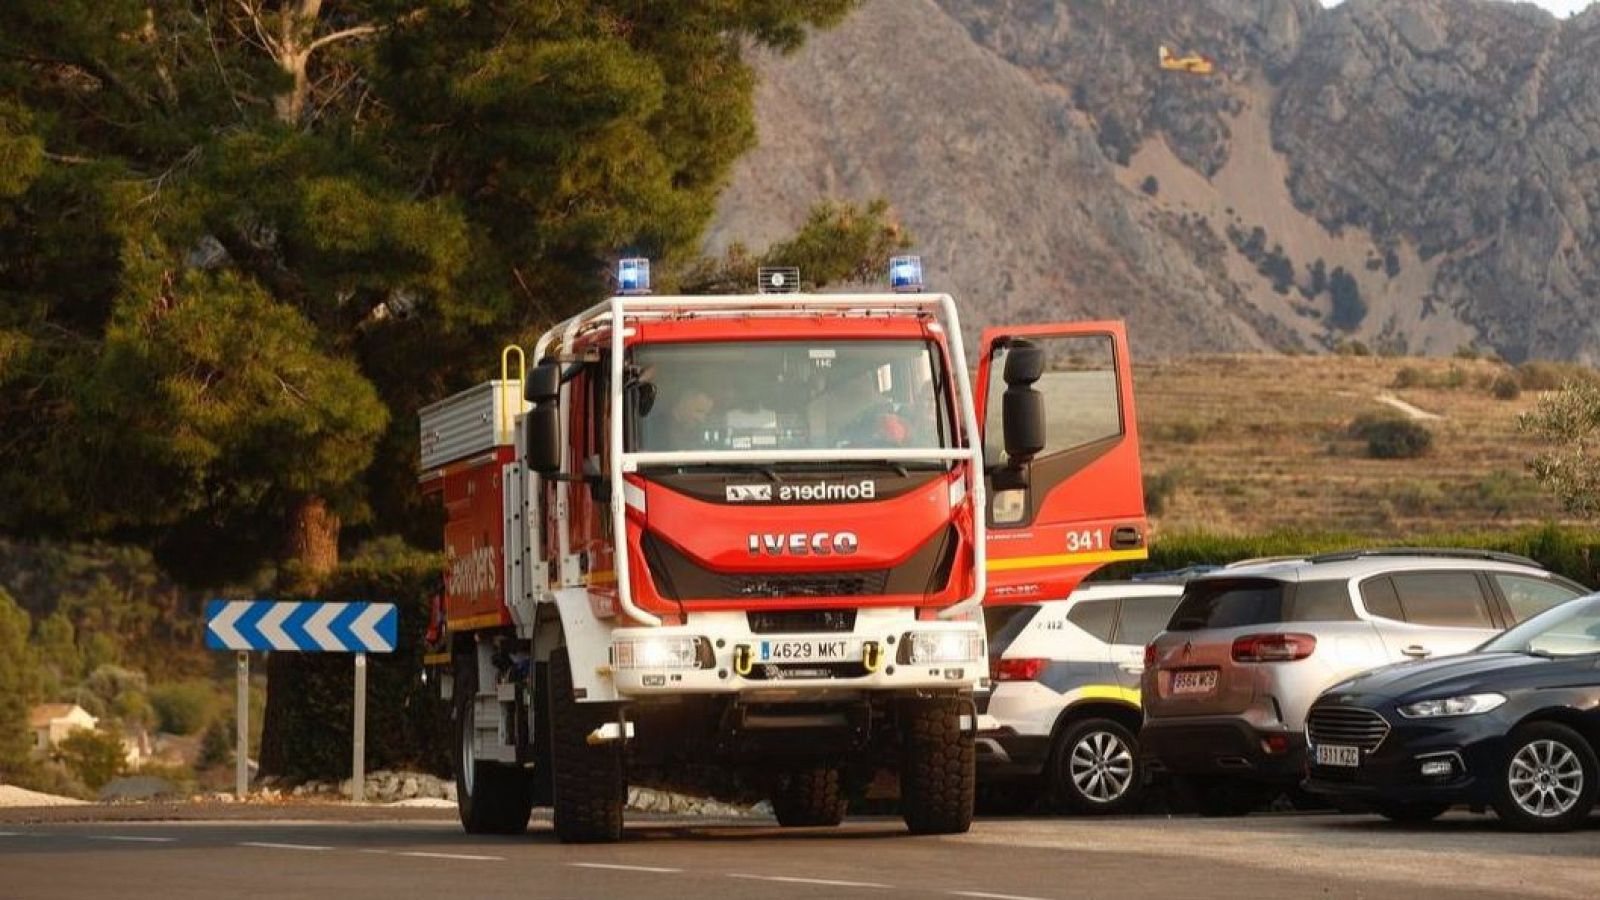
256 494 340 777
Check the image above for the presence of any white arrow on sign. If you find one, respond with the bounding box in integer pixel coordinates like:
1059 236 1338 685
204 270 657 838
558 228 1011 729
209 602 247 649
257 602 295 651
350 605 392 652
305 603 345 651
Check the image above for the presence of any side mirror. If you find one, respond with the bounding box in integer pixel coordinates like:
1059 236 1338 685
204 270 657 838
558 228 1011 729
525 359 561 405
525 403 561 475
1000 341 1045 465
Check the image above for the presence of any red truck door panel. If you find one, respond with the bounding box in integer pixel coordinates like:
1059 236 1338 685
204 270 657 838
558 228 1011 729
974 322 1148 604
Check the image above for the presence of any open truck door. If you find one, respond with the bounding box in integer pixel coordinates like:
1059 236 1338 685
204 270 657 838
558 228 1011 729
974 322 1148 604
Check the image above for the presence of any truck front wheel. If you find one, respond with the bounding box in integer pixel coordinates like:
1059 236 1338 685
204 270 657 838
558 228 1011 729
549 647 625 843
452 652 533 835
771 766 847 827
899 698 975 835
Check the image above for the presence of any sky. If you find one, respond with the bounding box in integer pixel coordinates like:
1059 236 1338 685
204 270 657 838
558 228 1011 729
1321 0 1595 16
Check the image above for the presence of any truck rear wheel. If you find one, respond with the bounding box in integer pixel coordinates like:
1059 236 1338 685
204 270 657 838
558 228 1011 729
453 652 533 835
549 647 625 843
771 767 847 827
899 698 975 835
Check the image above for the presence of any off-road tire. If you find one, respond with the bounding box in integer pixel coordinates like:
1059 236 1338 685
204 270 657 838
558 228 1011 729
452 651 533 835
1049 718 1142 816
1375 801 1450 824
549 648 625 843
899 698 975 835
771 767 848 827
1491 722 1598 833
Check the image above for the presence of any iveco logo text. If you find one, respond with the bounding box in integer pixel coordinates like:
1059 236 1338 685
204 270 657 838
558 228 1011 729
726 480 877 503
747 532 860 556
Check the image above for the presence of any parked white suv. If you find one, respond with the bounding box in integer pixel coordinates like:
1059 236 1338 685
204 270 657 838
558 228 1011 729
978 582 1184 814
1140 549 1587 815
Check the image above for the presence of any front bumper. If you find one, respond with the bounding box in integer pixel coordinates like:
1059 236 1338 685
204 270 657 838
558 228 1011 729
1301 702 1510 808
1140 716 1307 783
606 613 986 698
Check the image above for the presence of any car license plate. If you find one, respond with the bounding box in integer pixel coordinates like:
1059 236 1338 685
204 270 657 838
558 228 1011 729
1171 669 1218 695
1315 744 1361 767
759 638 860 662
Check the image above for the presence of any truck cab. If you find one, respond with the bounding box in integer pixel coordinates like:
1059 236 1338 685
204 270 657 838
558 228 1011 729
419 259 1146 841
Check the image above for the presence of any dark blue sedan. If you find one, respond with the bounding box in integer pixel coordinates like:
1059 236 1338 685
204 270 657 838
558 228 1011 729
1304 592 1600 831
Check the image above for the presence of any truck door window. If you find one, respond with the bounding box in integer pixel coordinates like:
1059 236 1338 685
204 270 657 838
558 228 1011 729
982 335 1121 467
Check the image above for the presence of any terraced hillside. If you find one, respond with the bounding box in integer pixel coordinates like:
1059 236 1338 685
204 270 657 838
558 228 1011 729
1136 355 1580 537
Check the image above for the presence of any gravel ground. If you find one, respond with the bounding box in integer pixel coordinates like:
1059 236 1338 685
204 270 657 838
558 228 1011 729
0 785 90 808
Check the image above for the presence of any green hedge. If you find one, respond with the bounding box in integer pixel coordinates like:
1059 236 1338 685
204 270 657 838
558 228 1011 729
1100 523 1600 588
258 552 450 780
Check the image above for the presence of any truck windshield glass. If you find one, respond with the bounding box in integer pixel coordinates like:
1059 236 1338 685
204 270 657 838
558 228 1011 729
627 340 949 454
1480 593 1600 657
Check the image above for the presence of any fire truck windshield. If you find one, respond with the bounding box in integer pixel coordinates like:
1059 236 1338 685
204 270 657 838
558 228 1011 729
627 340 951 454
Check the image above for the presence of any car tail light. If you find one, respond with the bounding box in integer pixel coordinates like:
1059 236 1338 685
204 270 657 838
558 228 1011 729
1144 643 1158 667
1231 633 1316 662
992 657 1047 682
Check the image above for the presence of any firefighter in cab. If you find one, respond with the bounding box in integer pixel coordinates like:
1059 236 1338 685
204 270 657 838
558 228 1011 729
1159 44 1215 76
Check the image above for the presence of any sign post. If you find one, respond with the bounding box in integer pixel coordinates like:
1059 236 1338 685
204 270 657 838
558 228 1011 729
206 601 398 803
235 652 249 801
353 653 367 804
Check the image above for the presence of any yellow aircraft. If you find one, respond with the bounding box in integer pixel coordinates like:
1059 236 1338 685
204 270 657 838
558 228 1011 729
1159 44 1215 75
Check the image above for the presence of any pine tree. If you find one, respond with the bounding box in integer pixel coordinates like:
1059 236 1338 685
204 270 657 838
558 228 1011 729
0 0 857 773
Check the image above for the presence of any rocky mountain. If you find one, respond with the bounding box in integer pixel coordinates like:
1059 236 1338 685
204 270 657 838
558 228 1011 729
708 0 1600 361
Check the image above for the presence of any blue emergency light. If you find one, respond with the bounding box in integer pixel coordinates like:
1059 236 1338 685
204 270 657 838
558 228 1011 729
618 257 651 294
889 255 924 292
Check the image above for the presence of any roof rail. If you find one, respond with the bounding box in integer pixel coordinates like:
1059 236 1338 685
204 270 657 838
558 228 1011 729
1222 555 1307 569
1305 547 1543 568
1129 565 1225 583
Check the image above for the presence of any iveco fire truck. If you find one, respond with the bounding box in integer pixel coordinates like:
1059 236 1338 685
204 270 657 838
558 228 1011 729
418 258 1148 842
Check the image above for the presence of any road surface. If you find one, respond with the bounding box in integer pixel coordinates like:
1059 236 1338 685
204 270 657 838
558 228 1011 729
1 807 1595 899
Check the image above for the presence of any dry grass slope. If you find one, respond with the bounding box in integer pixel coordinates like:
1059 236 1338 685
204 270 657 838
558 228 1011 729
1137 355 1576 538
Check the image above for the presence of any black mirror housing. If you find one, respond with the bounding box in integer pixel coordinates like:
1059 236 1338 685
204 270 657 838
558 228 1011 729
1002 341 1045 387
525 404 561 474
1002 386 1045 464
525 359 561 404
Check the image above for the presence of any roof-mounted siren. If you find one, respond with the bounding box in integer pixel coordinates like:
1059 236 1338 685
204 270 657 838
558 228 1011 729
758 266 801 294
617 257 651 295
889 255 924 293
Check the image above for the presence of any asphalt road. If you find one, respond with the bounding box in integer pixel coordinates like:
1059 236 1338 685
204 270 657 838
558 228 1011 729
1 807 1596 899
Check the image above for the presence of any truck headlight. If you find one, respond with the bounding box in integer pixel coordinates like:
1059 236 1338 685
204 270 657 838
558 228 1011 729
900 630 984 665
1396 693 1506 719
612 636 710 670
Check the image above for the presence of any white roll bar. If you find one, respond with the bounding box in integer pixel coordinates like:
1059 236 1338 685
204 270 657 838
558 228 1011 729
534 293 987 627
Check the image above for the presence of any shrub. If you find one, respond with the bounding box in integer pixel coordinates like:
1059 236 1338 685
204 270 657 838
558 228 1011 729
1143 468 1189 516
54 726 126 790
1517 361 1600 392
1349 415 1432 459
151 681 217 736
1140 175 1159 195
198 718 233 769
1393 366 1426 389
256 550 449 780
1491 373 1522 401
1328 267 1366 331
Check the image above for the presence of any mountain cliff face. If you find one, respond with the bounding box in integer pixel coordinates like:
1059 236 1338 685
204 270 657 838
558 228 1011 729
708 0 1600 361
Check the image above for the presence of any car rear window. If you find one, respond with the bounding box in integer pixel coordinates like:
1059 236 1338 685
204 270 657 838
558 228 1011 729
985 605 1041 654
1067 598 1117 643
1167 579 1286 631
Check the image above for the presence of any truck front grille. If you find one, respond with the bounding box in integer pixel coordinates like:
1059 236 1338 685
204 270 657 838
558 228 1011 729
1307 705 1390 751
719 571 889 599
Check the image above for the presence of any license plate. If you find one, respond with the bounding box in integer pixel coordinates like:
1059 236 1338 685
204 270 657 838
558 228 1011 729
759 638 860 662
1171 669 1218 695
1315 744 1361 768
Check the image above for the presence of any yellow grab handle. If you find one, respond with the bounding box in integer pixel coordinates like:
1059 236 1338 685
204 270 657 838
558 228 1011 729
733 644 754 677
862 641 884 673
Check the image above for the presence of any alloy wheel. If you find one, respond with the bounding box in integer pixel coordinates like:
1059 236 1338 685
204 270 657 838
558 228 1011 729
1508 739 1583 818
1069 729 1135 803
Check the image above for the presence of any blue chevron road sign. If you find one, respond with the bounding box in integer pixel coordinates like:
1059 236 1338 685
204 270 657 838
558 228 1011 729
205 600 397 653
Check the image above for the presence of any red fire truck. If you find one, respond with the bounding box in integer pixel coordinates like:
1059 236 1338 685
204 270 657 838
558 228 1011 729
418 258 1147 842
